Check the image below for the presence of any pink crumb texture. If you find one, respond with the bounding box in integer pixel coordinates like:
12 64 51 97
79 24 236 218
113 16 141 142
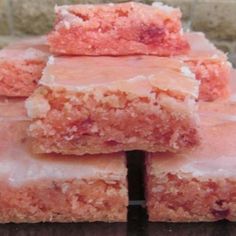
0 37 49 97
181 32 231 101
48 2 189 56
0 100 128 223
146 97 236 222
26 55 200 156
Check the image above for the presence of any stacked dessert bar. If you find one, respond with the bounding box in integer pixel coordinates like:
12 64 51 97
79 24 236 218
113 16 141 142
0 37 49 97
146 93 236 222
0 1 234 223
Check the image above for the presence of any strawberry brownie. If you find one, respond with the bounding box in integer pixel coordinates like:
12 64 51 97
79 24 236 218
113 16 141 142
146 99 236 222
181 32 231 101
26 56 200 155
0 37 49 97
0 99 128 223
48 2 189 56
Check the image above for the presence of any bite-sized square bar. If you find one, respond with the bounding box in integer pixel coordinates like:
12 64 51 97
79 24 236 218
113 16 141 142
26 56 200 155
0 37 49 97
48 2 189 56
146 99 236 222
0 100 128 223
180 32 231 101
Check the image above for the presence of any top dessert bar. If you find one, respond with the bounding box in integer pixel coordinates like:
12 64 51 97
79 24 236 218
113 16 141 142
181 32 231 101
26 55 200 155
0 99 128 223
0 37 49 97
48 2 189 56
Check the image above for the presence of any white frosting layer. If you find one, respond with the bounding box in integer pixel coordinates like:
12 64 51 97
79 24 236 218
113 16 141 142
38 56 199 99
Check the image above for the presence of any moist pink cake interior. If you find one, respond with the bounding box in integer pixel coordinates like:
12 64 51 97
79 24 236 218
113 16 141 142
0 37 49 97
26 56 200 155
0 99 128 223
48 2 189 56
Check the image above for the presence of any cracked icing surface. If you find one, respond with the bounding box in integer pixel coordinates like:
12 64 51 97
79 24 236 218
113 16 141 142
38 56 199 99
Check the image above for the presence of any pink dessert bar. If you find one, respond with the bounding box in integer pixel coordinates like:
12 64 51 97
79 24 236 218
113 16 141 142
48 2 189 56
0 98 27 118
26 56 200 155
0 100 128 223
180 32 231 101
0 37 49 97
146 99 236 222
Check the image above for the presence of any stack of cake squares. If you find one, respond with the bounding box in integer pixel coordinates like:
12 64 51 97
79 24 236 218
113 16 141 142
0 1 235 223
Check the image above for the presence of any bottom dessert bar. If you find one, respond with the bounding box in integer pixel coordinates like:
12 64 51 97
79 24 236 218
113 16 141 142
0 99 128 223
145 99 236 222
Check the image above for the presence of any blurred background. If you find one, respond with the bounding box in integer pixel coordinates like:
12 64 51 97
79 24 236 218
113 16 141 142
0 0 235 67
